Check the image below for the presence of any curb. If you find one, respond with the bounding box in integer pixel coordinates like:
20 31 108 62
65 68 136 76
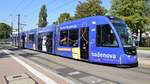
137 50 150 54
138 57 150 66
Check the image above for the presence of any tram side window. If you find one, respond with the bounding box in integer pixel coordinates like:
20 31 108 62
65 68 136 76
29 34 34 43
60 30 68 46
96 24 118 47
69 29 78 47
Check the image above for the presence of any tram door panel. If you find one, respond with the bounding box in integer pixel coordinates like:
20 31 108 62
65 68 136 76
21 35 26 48
46 32 53 53
15 37 17 46
80 28 89 60
38 34 42 51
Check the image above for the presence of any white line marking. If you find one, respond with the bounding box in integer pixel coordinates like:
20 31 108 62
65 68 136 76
68 71 81 76
3 50 57 84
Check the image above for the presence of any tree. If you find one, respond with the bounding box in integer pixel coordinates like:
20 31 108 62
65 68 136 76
110 0 150 46
57 13 71 23
38 5 48 27
145 0 150 32
75 0 107 19
0 23 12 39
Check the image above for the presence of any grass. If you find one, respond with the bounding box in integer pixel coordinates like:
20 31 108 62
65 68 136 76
137 47 150 51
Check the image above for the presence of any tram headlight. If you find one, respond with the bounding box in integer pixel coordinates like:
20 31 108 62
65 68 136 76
124 47 137 55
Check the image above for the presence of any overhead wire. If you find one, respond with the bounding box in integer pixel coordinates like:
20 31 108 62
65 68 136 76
12 0 77 29
48 0 76 14
25 0 55 27
6 0 25 30
27 0 76 26
8 0 36 31
18 0 34 25
8 0 25 18
19 0 34 13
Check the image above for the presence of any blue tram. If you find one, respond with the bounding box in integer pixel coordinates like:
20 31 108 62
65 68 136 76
37 25 55 54
13 16 138 66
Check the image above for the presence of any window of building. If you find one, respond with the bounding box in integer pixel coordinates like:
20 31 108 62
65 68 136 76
69 29 78 47
60 30 68 46
96 24 118 47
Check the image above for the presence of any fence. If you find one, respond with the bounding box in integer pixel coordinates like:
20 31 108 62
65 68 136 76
0 39 12 44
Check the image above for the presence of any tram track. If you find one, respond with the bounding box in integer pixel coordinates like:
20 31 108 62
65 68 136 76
16 49 150 75
126 66 150 75
7 46 150 73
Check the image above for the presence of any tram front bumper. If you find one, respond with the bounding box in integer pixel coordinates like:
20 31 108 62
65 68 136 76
120 54 138 65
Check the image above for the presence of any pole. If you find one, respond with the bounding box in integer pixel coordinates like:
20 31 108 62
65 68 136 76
137 29 140 47
11 22 13 32
18 14 20 48
11 22 13 45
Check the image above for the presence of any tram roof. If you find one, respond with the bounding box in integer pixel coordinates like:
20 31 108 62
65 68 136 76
57 16 114 30
38 25 55 33
58 16 109 26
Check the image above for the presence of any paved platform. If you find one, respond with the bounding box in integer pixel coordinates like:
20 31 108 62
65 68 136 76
137 50 150 66
0 50 72 84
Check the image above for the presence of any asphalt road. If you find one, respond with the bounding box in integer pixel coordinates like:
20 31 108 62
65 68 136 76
1 44 150 84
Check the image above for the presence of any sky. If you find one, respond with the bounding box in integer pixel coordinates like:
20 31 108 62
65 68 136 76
0 0 111 31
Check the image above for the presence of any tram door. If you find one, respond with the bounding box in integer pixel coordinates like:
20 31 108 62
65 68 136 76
15 37 17 46
38 34 42 51
80 28 89 60
21 35 26 48
46 32 53 53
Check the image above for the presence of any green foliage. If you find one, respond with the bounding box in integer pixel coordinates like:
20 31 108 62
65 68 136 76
56 0 107 23
75 0 107 19
38 5 48 27
145 0 150 29
58 13 71 23
0 23 12 39
110 0 150 33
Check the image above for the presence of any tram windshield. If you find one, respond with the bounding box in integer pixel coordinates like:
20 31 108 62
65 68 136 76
113 22 134 47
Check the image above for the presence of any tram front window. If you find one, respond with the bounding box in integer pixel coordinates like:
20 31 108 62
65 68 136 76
113 22 136 55
113 22 134 47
